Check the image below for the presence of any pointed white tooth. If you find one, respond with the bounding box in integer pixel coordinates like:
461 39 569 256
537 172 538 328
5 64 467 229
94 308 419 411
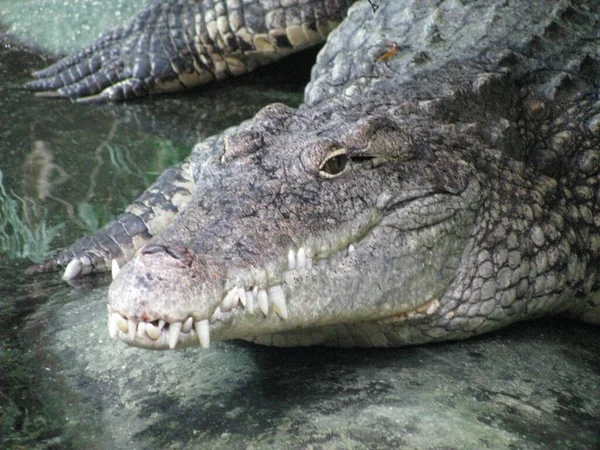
210 306 222 323
127 320 136 341
251 286 259 314
137 321 146 338
245 290 255 314
287 249 296 270
145 322 161 340
426 299 439 315
62 258 82 280
182 317 193 333
107 304 114 313
221 287 238 312
257 289 269 316
111 259 120 280
158 319 166 330
108 313 119 338
117 315 128 333
347 244 356 255
238 288 247 307
194 320 210 349
80 256 93 275
168 321 182 349
296 247 306 269
268 285 288 320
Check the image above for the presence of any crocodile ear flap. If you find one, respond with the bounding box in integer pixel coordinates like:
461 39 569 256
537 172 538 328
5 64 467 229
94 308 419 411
430 152 473 195
345 116 415 161
222 103 311 164
222 130 265 164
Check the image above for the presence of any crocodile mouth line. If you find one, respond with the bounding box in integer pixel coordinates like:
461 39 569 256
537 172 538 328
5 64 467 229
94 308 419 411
107 242 356 349
106 199 456 349
106 198 450 349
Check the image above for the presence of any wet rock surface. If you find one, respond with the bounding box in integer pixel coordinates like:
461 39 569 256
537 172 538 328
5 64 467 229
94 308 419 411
13 286 600 449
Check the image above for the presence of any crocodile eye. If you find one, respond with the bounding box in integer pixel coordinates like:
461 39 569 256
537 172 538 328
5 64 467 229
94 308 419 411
319 148 349 179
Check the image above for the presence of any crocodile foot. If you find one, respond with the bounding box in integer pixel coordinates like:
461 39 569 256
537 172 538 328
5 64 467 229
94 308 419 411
26 212 152 280
25 1 199 102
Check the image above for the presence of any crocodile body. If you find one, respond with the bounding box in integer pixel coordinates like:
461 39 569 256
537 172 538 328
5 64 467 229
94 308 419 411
29 0 600 349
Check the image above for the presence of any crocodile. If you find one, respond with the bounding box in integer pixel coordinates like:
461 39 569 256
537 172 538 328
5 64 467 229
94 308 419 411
26 0 353 102
27 0 600 350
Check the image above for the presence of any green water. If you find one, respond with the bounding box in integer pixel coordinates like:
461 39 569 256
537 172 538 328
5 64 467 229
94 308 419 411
0 0 151 54
0 2 599 449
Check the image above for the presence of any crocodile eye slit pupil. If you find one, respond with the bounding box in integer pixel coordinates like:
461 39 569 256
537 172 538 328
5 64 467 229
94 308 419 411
319 150 349 178
324 155 347 174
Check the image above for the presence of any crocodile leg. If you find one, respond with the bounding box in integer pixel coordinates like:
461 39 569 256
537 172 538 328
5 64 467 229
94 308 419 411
25 0 351 102
26 158 195 279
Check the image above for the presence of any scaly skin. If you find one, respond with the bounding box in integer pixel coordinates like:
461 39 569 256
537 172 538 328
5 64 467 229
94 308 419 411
32 0 600 349
25 0 352 102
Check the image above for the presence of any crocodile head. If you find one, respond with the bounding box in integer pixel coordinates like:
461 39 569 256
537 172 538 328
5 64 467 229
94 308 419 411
107 103 482 349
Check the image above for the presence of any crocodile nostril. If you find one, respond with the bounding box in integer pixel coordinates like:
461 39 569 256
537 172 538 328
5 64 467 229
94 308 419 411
165 245 191 261
139 244 194 267
141 244 167 255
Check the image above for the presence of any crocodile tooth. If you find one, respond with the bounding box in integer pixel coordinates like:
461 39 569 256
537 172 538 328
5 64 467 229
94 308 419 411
194 320 210 349
426 299 440 315
136 321 146 338
80 256 93 275
111 259 120 280
257 289 269 316
221 287 238 312
287 249 296 270
296 247 306 269
127 319 136 341
182 316 193 333
245 289 255 313
158 319 166 330
63 259 82 280
145 322 161 340
117 315 129 333
238 288 247 307
210 306 222 323
268 285 288 320
168 321 182 349
108 313 119 338
107 304 113 313
347 244 356 255
251 286 259 314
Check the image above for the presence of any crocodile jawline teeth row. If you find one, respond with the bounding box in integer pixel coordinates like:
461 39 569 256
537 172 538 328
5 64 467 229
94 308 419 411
108 306 211 349
107 243 358 348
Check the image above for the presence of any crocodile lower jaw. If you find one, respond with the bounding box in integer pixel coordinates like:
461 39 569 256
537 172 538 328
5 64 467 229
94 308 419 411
106 294 442 350
107 281 291 350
